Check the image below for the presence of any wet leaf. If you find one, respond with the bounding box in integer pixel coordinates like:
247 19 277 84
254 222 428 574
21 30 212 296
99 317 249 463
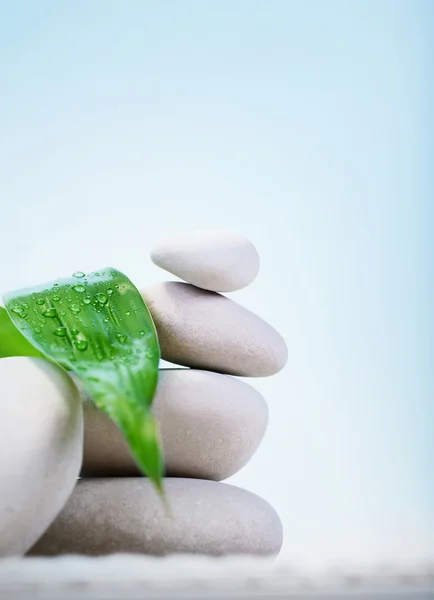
3 268 164 493
0 306 44 359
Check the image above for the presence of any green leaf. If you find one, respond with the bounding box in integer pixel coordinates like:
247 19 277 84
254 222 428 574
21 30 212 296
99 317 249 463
0 306 44 359
3 268 164 493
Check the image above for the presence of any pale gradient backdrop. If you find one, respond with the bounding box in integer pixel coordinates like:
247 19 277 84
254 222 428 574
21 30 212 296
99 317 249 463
0 0 432 566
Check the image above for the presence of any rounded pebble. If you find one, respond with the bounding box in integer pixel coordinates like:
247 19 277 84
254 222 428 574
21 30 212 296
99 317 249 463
28 478 283 557
0 357 83 557
141 282 288 377
81 369 269 480
150 230 260 292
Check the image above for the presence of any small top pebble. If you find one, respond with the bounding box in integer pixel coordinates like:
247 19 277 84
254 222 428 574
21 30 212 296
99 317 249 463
150 230 260 292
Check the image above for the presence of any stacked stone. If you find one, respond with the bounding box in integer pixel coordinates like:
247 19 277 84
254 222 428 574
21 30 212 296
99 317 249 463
29 231 288 557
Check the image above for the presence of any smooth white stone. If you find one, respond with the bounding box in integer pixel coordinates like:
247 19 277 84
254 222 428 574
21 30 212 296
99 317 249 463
0 357 83 557
81 369 269 480
29 478 283 557
150 230 260 292
141 282 288 377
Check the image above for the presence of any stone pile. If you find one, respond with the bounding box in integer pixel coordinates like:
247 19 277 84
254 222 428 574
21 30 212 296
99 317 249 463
0 230 287 558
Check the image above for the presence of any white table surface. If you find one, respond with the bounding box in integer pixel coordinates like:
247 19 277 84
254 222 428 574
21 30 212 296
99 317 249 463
0 555 433 599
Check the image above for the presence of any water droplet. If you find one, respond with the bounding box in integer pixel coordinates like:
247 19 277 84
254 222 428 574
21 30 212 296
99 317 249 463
73 271 85 278
139 330 146 336
60 310 66 316
35 328 41 334
22 302 29 308
36 298 45 306
54 327 67 337
125 311 131 316
52 295 60 302
69 304 81 314
106 288 113 296
14 310 28 318
95 293 107 305
111 271 116 277
73 284 85 293
94 272 100 277
43 308 57 318
74 339 88 351
116 333 127 344
11 307 24 315
83 296 91 305
71 329 79 336
103 317 109 323
146 349 155 359
53 283 59 287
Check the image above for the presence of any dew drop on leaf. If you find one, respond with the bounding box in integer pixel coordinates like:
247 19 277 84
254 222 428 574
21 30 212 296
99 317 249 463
12 309 27 319
52 296 60 302
74 339 88 351
73 271 85 278
116 333 127 344
36 298 45 306
71 329 79 336
107 288 113 296
43 308 58 318
54 327 67 338
95 293 107 305
73 284 86 293
83 296 91 305
11 307 24 315
69 304 81 314
125 311 131 316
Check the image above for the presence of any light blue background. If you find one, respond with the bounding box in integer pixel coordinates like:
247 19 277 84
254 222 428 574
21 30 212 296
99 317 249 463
0 0 431 565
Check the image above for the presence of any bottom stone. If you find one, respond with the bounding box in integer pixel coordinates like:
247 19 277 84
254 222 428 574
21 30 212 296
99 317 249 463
28 478 283 557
